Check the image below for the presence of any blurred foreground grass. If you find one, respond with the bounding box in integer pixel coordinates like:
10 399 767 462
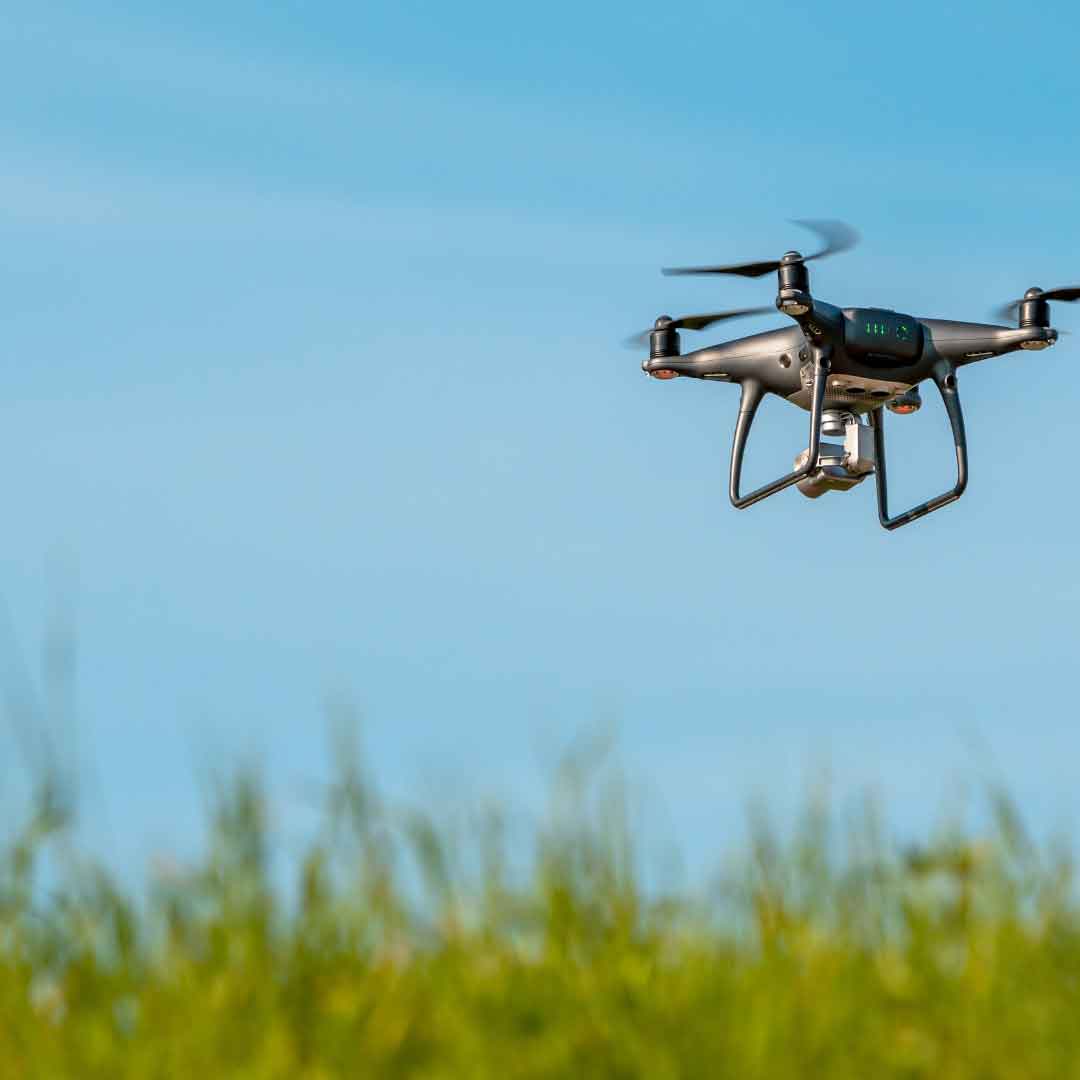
3 732 1079 1078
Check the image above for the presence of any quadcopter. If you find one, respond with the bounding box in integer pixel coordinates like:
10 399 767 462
632 221 1076 529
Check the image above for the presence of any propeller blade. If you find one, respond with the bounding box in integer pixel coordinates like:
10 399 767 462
992 300 1020 323
1042 285 1080 303
662 259 780 279
661 219 859 278
675 307 773 331
793 219 860 262
625 307 774 348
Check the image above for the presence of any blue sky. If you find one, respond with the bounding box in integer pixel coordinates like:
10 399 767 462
1 0 1079 873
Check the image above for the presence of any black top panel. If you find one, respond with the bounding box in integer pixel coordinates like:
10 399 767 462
844 309 923 365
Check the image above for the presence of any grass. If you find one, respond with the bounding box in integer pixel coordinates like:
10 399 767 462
2 730 1080 1078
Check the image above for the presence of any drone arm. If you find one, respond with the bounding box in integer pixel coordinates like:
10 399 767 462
783 299 845 349
728 351 830 510
870 362 968 531
921 320 1057 365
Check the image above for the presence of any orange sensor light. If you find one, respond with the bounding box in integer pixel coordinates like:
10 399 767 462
651 369 680 380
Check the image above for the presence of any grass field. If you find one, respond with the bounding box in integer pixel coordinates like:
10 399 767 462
3 733 1079 1078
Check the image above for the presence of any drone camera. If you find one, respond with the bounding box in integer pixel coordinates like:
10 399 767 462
793 410 876 499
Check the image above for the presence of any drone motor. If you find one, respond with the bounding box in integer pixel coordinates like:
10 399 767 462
777 251 812 316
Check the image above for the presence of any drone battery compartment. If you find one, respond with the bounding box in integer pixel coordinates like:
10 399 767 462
844 309 923 366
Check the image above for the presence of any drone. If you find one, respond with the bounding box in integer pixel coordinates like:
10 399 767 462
632 221 1076 529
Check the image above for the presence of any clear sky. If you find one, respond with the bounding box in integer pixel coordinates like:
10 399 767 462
1 0 1079 873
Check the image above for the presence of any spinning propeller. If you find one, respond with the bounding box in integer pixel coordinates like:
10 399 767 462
625 307 772 348
992 285 1080 324
661 219 860 279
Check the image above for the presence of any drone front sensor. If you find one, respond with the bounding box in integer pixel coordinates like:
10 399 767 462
886 387 922 415
629 221 1072 530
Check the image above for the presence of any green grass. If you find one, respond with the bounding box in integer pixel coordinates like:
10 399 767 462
3 733 1080 1078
